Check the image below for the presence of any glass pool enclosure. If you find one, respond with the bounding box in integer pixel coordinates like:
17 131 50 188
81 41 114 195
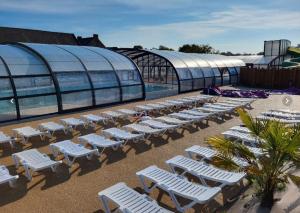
0 43 244 123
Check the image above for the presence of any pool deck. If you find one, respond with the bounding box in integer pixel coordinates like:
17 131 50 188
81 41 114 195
0 88 299 212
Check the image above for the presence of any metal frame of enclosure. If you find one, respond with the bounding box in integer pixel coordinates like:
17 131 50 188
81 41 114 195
113 48 244 93
0 43 144 123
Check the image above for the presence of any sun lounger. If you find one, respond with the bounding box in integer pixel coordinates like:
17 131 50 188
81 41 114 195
60 118 87 131
98 182 172 213
39 122 69 136
181 110 213 118
165 100 186 107
269 109 300 115
80 114 108 127
203 103 235 112
124 123 166 139
0 131 15 148
256 115 300 125
230 126 251 133
136 165 221 212
78 134 123 154
166 155 246 188
140 119 178 133
156 101 177 108
185 145 249 168
0 165 18 187
12 149 62 180
154 116 192 127
222 130 259 145
12 126 47 144
262 111 300 120
101 111 126 121
220 100 249 107
146 103 167 110
102 128 144 145
175 98 195 105
196 107 227 114
117 108 140 117
49 140 99 166
169 112 207 124
135 105 156 114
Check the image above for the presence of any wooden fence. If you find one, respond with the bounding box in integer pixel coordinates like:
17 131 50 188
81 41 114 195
240 68 300 89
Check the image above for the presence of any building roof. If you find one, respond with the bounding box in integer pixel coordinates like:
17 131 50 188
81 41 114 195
234 55 277 65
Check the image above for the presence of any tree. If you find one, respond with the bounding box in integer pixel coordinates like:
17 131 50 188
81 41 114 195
133 45 143 49
178 44 215 54
257 51 264 55
208 109 300 209
158 45 174 51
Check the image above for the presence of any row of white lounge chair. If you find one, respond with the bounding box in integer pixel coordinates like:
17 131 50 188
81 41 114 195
98 122 266 212
98 142 248 213
0 97 255 189
256 109 300 125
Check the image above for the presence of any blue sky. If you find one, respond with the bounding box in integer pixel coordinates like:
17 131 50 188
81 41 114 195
0 0 299 53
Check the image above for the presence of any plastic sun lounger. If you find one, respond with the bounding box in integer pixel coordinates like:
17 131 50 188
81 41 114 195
185 145 249 168
230 126 251 133
214 102 245 108
166 155 246 188
262 111 300 120
146 103 167 110
135 105 156 113
78 134 123 155
269 109 300 115
156 101 177 107
12 126 47 144
101 111 126 120
136 165 221 212
117 108 140 117
39 122 69 136
102 128 144 145
222 130 259 145
181 110 213 118
169 112 207 124
203 103 235 111
165 100 186 106
98 182 172 213
0 131 15 148
220 100 250 107
124 123 166 139
140 119 178 132
80 114 108 127
154 116 192 127
49 140 99 166
60 118 87 131
0 165 19 187
12 149 62 180
256 115 300 125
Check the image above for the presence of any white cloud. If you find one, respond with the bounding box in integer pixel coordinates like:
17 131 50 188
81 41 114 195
103 6 300 50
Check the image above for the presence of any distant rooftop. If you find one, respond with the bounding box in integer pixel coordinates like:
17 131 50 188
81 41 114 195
0 26 105 47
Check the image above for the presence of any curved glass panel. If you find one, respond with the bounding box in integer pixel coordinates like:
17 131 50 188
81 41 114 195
89 71 119 89
62 91 93 110
55 72 91 92
14 77 55 96
19 95 58 118
0 99 17 121
24 43 85 72
94 88 120 105
0 79 14 98
0 45 49 75
0 59 8 76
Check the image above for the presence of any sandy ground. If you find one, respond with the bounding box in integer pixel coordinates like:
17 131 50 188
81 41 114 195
0 90 299 213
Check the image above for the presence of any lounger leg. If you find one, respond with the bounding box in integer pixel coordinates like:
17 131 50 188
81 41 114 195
23 164 32 181
64 154 75 166
9 179 17 188
9 140 15 149
100 196 112 213
168 191 196 213
12 155 20 168
50 145 59 158
138 175 156 193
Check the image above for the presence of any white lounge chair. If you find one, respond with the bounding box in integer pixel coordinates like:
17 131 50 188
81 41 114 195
78 134 123 155
166 155 246 188
12 149 61 180
227 98 256 103
222 130 260 145
135 105 156 114
262 110 300 120
80 114 108 128
39 122 69 136
98 182 172 213
256 115 300 125
136 165 221 212
165 100 186 107
169 112 207 124
156 101 177 108
185 145 249 168
0 131 15 148
0 165 18 187
203 103 235 112
146 103 167 110
117 108 140 117
181 110 213 118
101 111 126 121
102 128 144 145
175 98 195 105
60 118 87 131
269 109 300 116
12 126 47 144
230 126 251 133
154 116 192 127
220 100 249 108
49 140 99 166
195 107 227 114
124 123 166 139
140 119 178 132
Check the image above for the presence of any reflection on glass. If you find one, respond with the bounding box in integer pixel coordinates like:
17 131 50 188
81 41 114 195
55 72 91 92
0 78 14 98
14 77 55 96
61 91 93 110
95 88 120 105
0 99 17 121
122 85 143 101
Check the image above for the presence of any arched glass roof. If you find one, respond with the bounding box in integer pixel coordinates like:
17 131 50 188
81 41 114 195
0 43 144 122
147 50 245 92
